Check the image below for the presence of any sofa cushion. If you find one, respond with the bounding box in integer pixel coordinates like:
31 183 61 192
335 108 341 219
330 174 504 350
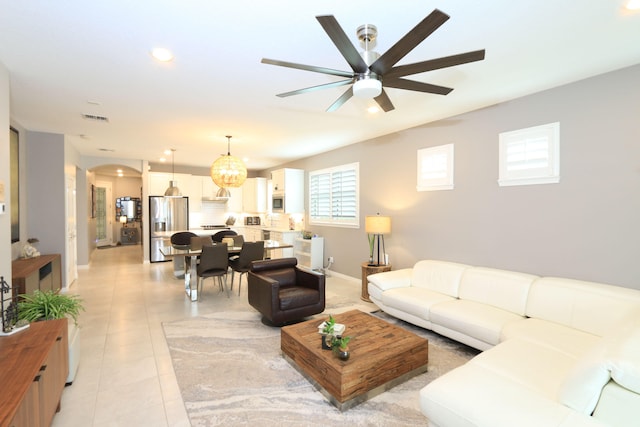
607 310 640 394
420 362 608 427
381 287 455 321
526 277 640 337
501 318 600 358
558 343 611 415
470 338 577 400
278 287 319 310
430 300 525 348
367 268 413 292
410 260 469 297
458 267 538 316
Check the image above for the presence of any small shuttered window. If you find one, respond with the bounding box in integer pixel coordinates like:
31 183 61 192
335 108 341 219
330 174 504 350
309 162 359 228
417 143 454 191
499 122 560 186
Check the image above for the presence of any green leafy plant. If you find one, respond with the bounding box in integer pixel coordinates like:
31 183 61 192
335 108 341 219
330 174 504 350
321 315 336 335
17 290 84 325
367 234 375 262
332 335 351 351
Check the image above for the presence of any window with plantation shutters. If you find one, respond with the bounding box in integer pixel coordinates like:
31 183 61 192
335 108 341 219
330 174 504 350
499 122 560 186
309 162 359 227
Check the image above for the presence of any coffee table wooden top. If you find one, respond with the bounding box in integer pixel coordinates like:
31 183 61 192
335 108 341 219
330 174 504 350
281 309 429 410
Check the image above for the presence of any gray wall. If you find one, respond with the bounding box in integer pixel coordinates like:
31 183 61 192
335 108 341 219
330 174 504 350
25 131 68 283
278 64 640 289
0 62 9 281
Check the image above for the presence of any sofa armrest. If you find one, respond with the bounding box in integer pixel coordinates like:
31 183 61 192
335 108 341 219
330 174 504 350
367 268 413 292
248 271 281 314
295 268 325 290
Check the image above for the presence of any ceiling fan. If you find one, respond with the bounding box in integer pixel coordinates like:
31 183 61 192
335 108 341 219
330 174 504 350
261 9 485 112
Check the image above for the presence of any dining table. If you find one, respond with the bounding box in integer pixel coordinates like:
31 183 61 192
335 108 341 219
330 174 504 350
160 240 294 301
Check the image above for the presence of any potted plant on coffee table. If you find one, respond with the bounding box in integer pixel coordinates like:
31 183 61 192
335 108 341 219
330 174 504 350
318 315 346 350
332 335 351 361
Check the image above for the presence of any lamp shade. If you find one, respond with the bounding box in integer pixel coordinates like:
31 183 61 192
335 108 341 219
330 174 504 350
365 215 391 234
210 135 247 188
210 155 247 188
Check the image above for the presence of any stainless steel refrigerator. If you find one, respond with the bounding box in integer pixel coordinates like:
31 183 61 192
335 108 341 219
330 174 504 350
149 196 189 262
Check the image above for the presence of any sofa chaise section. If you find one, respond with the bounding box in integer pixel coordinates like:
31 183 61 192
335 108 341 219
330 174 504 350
367 260 640 427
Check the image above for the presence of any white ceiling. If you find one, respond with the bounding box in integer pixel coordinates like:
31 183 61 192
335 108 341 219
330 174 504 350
1 1 639 172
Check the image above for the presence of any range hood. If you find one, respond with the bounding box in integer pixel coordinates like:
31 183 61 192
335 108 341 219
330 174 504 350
201 187 230 202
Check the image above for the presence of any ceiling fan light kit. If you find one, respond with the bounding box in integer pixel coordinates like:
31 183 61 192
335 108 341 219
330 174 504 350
261 9 485 112
210 136 247 189
353 77 382 98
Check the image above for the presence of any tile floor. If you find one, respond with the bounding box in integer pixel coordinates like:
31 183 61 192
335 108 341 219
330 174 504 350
51 244 367 427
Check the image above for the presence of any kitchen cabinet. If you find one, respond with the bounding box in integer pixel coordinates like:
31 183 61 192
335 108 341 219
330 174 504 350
148 172 191 197
233 226 262 242
1 319 69 427
269 230 298 258
226 186 243 213
294 237 324 271
270 168 304 213
242 177 267 213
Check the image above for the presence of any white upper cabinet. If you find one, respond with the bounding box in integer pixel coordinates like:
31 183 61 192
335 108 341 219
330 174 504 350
148 172 191 197
242 177 267 213
271 169 285 193
226 186 243 213
271 168 304 213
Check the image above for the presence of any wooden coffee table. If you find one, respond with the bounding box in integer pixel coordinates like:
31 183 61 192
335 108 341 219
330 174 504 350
281 309 429 410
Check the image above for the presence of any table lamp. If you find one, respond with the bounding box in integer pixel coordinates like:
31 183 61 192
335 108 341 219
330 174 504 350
120 215 128 227
365 214 391 266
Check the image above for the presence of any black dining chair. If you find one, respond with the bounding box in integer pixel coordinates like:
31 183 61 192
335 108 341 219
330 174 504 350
212 230 238 243
170 232 197 278
196 243 229 300
229 241 265 296
189 235 213 252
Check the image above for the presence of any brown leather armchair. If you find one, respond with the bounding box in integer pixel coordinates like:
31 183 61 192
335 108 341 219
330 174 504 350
248 257 325 326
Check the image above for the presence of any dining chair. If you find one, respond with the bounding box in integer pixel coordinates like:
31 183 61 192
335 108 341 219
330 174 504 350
229 241 265 296
212 230 238 243
232 234 245 248
189 235 213 252
170 232 197 278
196 243 229 300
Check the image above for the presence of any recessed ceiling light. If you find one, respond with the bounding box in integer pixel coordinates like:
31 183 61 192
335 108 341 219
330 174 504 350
367 106 381 114
160 157 166 162
164 149 172 155
117 169 123 173
151 48 174 62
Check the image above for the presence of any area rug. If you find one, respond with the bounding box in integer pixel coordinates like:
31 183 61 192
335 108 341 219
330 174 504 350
163 308 479 427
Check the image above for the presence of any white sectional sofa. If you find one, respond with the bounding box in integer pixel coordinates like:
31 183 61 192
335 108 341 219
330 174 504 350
367 260 640 427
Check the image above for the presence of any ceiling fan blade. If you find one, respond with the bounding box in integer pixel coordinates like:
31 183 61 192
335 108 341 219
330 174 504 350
261 58 354 78
316 15 369 73
326 86 354 112
374 90 395 112
370 9 450 76
385 49 486 79
276 79 353 98
384 78 453 95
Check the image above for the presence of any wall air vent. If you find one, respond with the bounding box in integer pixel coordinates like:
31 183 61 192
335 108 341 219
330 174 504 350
82 113 109 122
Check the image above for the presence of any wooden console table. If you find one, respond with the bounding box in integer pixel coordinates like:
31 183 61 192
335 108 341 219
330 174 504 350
0 318 69 427
361 262 391 302
12 254 62 296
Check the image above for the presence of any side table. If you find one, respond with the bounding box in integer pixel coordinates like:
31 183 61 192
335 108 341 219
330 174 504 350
361 262 391 302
